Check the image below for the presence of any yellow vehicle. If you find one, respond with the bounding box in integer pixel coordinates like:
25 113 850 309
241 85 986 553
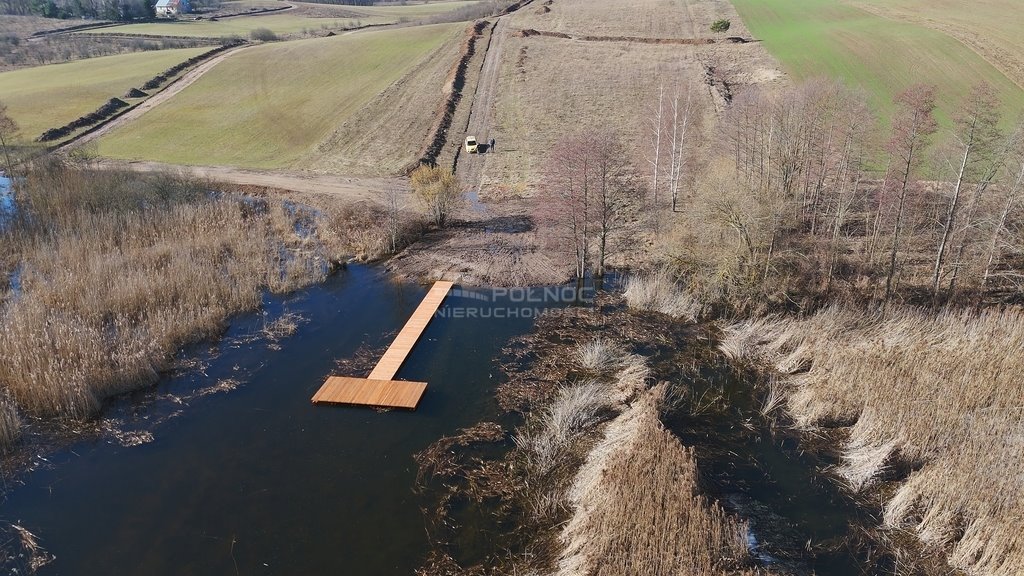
465 136 478 154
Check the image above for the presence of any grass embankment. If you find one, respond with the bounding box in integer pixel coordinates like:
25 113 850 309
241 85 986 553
81 1 481 38
95 23 463 173
0 47 209 144
722 308 1024 576
0 163 346 450
730 0 1024 127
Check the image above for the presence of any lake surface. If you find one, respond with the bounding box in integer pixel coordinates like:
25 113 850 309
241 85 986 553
1 266 547 575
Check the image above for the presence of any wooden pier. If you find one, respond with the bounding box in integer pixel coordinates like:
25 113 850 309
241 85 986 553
311 281 453 409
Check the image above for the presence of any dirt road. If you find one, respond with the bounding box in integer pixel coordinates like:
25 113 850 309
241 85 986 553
389 13 569 287
455 17 508 192
65 44 253 149
91 159 402 203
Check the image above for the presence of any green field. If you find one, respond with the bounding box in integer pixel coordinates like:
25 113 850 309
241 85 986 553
86 13 383 38
731 0 1024 127
95 23 462 169
84 1 479 38
855 0 1024 89
0 47 209 143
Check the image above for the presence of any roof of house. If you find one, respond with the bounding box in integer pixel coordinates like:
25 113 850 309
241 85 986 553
155 0 178 7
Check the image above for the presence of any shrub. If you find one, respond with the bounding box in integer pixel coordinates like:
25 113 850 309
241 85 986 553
710 19 731 33
250 27 277 41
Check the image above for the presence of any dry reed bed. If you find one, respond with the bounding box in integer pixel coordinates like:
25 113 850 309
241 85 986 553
557 384 754 576
513 336 754 575
0 166 332 450
721 307 1024 576
624 268 703 320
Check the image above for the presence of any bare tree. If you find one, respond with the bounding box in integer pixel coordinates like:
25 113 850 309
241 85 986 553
410 164 461 228
667 84 700 212
590 132 643 278
930 83 1002 298
0 101 17 182
647 84 665 226
536 130 641 281
536 135 593 281
381 184 405 254
883 84 938 306
981 125 1024 292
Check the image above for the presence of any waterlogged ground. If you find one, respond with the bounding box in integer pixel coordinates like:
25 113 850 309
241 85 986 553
0 266 569 575
1 265 899 575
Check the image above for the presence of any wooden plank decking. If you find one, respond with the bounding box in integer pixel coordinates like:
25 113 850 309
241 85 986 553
368 281 454 381
312 280 454 410
312 377 428 409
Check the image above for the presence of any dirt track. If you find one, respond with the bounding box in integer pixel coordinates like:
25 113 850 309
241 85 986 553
388 12 570 287
91 159 402 202
455 18 507 191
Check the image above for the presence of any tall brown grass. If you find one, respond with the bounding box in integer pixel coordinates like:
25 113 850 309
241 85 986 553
721 307 1024 576
624 268 702 320
557 384 753 576
514 338 753 574
0 164 329 449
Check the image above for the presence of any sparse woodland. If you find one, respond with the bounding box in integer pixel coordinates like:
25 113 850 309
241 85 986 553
527 73 1024 576
667 79 1024 314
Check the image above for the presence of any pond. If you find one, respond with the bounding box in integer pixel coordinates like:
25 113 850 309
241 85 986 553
1 266 557 575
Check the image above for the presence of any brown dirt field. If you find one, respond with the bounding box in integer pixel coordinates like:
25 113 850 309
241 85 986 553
468 0 783 196
510 0 748 39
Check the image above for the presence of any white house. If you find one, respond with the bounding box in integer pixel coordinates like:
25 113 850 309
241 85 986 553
155 0 191 17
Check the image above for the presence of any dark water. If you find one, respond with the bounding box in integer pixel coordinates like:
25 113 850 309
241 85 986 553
2 264 888 575
665 358 886 575
0 175 12 223
1 266 548 576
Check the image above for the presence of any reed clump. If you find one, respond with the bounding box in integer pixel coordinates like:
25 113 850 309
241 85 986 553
624 268 702 320
557 384 754 576
512 336 753 575
721 306 1024 576
0 164 329 449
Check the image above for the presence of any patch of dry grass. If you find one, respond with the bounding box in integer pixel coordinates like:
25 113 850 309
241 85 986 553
721 306 1024 575
480 0 781 196
0 164 330 447
557 384 754 576
624 268 702 319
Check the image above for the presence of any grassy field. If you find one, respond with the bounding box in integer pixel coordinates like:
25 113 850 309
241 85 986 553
730 0 1024 127
85 13 384 38
854 0 1024 90
0 47 209 143
95 23 464 172
83 1 480 38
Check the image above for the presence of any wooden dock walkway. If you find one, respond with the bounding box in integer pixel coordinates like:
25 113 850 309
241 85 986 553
312 281 454 409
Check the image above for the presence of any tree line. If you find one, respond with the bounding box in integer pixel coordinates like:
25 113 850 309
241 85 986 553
532 78 1024 313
